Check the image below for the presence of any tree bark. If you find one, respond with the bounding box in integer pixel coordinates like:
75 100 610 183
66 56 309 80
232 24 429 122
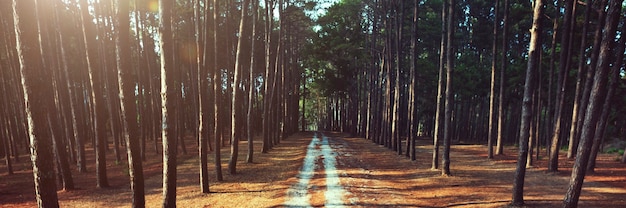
160 0 178 206
563 1 621 206
12 0 60 206
511 0 542 205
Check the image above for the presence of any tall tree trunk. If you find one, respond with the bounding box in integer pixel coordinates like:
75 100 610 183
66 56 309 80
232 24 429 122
247 0 259 163
12 0 60 206
195 0 209 194
567 0 593 159
573 0 608 163
432 0 446 170
79 0 109 188
511 0 542 205
160 0 178 205
496 0 509 156
262 0 274 154
488 0 499 159
548 0 575 172
409 0 420 161
563 1 621 206
229 0 251 175
391 0 403 156
213 0 224 181
441 0 455 176
117 0 145 206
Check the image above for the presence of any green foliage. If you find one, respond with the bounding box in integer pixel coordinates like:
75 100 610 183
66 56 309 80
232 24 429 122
605 147 625 155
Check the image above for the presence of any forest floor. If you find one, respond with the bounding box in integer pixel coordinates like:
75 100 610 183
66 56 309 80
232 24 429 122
1 132 625 207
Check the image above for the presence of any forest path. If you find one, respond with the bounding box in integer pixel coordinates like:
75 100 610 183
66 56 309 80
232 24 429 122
284 132 347 207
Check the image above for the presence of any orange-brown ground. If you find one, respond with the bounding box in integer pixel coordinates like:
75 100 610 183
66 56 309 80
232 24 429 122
1 132 625 207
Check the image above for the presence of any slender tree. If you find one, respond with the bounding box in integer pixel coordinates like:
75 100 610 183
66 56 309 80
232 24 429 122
548 0 575 172
432 0 447 170
441 0 455 176
78 0 109 188
247 0 259 163
511 0 543 205
213 0 224 181
229 0 251 175
160 0 178 206
496 0 509 156
195 0 210 194
567 0 594 159
12 0 60 206
487 0 499 159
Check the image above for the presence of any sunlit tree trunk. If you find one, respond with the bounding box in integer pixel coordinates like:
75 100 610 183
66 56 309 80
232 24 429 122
487 0 499 159
12 0 60 206
160 0 178 206
496 0 509 156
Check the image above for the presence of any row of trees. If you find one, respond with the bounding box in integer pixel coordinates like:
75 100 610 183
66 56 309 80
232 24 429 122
2 0 313 207
307 0 626 207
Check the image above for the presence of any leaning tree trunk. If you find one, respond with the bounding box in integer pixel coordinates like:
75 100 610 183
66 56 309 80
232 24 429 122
117 0 146 207
511 0 542 205
12 0 60 206
563 1 622 206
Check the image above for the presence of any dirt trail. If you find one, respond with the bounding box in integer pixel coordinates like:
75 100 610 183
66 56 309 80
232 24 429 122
284 132 347 207
2 132 625 207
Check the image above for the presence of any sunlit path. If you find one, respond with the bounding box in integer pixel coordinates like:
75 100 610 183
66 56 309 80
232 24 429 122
284 133 346 208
